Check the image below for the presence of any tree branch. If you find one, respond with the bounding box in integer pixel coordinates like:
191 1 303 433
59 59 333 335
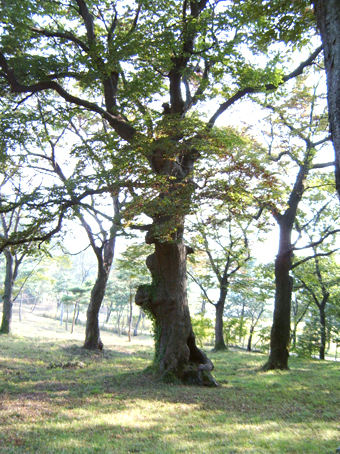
292 229 340 252
31 27 89 52
187 270 215 306
0 51 136 142
76 0 95 42
0 210 65 253
209 46 323 126
291 248 340 270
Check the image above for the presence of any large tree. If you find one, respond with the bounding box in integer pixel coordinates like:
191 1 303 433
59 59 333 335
0 0 320 383
313 1 340 198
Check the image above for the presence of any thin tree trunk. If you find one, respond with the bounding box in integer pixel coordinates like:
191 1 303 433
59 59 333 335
128 281 132 342
116 312 121 336
65 305 69 331
19 292 23 322
0 250 14 334
319 306 326 360
134 309 143 336
263 222 292 370
75 306 80 325
247 328 253 352
136 233 217 386
71 303 78 334
291 325 297 348
200 294 206 314
84 237 115 350
105 305 112 323
214 287 227 350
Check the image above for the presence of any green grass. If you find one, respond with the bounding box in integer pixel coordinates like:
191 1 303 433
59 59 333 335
1 313 340 453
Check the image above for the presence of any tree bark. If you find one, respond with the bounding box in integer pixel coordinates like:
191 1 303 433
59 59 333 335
136 230 217 386
0 250 14 334
214 287 227 350
313 1 340 197
263 221 292 370
247 327 253 352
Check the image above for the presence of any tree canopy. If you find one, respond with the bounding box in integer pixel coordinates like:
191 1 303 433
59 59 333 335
1 0 337 382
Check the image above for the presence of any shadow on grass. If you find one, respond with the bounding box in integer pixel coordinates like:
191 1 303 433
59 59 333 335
1 334 340 454
1 401 340 454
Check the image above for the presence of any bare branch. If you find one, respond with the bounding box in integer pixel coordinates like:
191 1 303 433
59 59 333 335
187 270 215 306
209 46 323 126
312 160 335 169
292 229 340 252
291 248 340 270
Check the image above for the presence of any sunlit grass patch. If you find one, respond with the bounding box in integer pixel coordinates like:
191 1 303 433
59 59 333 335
1 313 340 453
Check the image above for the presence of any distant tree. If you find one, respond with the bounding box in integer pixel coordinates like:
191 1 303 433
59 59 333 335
115 242 152 341
61 284 91 333
227 262 273 352
290 290 312 350
0 178 47 333
188 209 268 351
294 255 340 360
291 173 340 360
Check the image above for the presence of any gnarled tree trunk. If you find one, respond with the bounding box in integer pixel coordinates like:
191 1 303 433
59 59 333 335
136 224 217 386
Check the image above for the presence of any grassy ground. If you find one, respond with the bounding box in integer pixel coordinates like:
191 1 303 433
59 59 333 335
1 313 340 454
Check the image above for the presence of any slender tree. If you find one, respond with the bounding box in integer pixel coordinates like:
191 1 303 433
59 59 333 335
260 77 334 370
292 184 340 360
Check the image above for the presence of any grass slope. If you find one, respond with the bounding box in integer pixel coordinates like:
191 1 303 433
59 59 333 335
0 313 340 454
